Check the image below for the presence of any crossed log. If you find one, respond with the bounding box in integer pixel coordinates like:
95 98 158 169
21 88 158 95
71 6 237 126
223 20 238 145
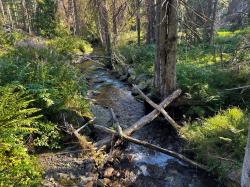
93 87 208 171
94 89 182 147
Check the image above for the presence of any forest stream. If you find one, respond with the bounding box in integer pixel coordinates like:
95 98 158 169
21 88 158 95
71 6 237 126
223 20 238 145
76 51 221 187
37 50 223 186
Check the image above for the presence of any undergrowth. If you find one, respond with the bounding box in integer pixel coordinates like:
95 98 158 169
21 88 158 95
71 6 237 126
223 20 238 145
0 29 94 186
180 107 249 180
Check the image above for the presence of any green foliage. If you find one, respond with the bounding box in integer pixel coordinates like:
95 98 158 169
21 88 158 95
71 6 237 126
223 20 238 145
34 0 57 37
48 36 93 58
0 85 43 186
180 108 249 179
0 35 92 119
0 143 42 187
119 44 155 76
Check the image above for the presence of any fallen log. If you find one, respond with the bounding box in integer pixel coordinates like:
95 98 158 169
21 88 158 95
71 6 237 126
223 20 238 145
94 89 182 147
94 124 208 171
133 84 181 130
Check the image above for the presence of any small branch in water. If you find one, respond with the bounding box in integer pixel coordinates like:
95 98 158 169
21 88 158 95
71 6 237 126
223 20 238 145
75 118 95 134
93 124 208 171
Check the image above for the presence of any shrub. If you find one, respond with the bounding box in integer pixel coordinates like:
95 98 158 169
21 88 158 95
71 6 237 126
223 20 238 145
0 85 43 186
48 36 93 58
0 40 92 119
180 107 249 179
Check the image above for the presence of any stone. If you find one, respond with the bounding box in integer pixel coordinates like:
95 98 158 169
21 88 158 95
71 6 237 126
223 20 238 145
85 181 94 187
103 178 111 185
104 167 114 177
55 173 69 180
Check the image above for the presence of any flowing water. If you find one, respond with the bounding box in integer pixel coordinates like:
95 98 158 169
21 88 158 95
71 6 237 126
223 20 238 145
78 56 221 187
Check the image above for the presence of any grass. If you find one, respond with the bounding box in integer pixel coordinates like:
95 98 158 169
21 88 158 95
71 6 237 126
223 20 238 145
180 107 249 180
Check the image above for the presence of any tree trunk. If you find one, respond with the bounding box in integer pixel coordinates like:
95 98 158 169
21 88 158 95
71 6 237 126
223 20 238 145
6 4 14 29
21 0 31 33
241 124 250 187
95 0 112 67
0 0 6 24
146 0 155 44
135 0 141 47
154 0 161 88
210 0 218 45
72 0 80 35
248 0 250 25
112 0 118 43
155 0 178 98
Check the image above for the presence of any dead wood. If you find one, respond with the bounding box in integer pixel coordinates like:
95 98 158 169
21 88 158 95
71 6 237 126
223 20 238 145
94 89 182 148
93 124 208 171
133 84 181 130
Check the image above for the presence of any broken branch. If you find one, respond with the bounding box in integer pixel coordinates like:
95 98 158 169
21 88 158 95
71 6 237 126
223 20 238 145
94 89 182 148
94 124 208 171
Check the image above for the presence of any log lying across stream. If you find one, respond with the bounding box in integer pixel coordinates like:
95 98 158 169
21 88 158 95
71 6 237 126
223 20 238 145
94 89 182 148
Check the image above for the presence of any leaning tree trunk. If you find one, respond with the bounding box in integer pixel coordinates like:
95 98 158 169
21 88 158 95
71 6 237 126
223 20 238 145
241 124 250 187
155 0 178 98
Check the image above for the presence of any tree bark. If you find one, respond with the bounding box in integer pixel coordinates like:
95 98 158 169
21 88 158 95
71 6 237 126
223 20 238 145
241 124 250 187
112 0 118 41
146 0 155 44
154 0 161 88
72 0 81 35
135 0 141 47
155 0 178 98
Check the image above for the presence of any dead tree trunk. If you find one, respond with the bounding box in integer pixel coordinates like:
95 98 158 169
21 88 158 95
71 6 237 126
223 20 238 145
155 0 178 98
133 85 181 130
241 124 250 187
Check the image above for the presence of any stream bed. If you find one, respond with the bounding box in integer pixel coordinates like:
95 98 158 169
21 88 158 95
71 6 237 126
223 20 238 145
80 57 221 187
